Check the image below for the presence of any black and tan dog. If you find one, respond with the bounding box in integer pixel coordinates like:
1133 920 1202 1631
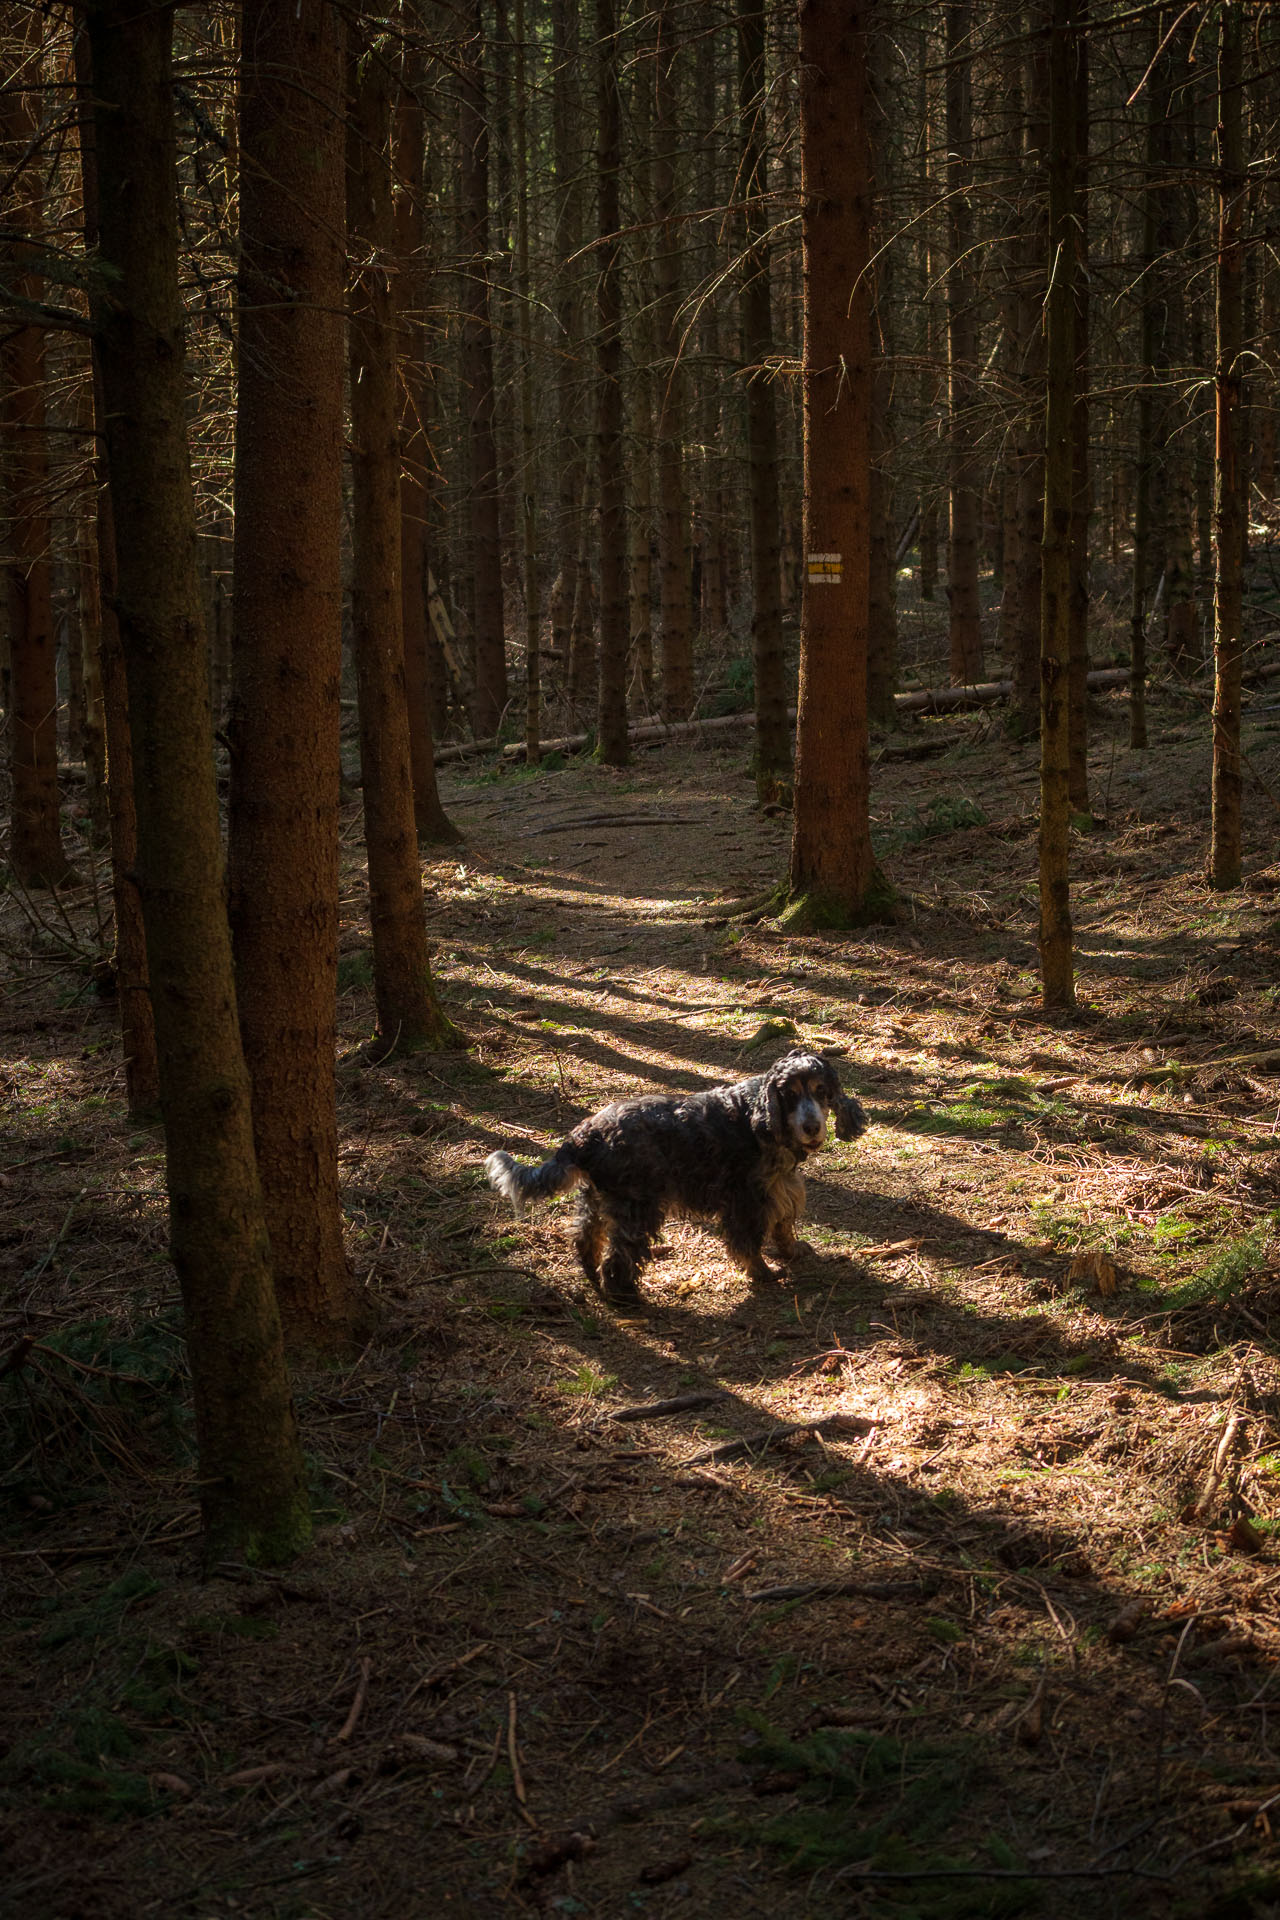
485 1050 867 1308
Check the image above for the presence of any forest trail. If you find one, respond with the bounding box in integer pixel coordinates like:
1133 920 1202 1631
7 690 1280 1915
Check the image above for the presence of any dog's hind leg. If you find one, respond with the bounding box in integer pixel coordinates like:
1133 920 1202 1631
572 1190 607 1288
597 1196 660 1309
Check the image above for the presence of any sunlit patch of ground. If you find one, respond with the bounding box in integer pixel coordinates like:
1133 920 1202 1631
7 680 1280 1914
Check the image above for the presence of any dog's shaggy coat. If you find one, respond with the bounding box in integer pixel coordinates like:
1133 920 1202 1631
485 1051 866 1307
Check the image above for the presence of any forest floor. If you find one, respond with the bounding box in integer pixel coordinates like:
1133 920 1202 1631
9 665 1280 1918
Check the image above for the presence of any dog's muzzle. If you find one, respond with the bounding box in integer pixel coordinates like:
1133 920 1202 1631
792 1094 828 1148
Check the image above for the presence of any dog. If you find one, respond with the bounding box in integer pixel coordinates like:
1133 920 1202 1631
485 1050 867 1309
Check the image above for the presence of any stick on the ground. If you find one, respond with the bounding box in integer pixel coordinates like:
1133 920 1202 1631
743 1577 929 1604
609 1391 728 1423
333 1656 371 1743
687 1413 872 1465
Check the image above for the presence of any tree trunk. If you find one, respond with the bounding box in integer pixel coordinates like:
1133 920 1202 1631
739 0 790 803
550 0 588 712
458 2 508 737
2 9 74 888
595 0 630 766
867 8 898 727
394 47 459 842
514 0 541 764
228 0 366 1354
86 0 309 1563
1066 10 1090 819
1038 0 1078 1011
348 42 457 1053
72 16 160 1119
1211 2 1245 891
786 0 885 929
1011 10 1049 737
653 0 695 722
944 1 983 684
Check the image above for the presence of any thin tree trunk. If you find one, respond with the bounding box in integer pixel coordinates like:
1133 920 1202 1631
2 10 74 888
1012 11 1049 737
395 47 459 842
458 2 508 737
228 0 366 1353
1066 10 1089 818
867 8 898 726
595 0 629 766
550 0 586 706
739 0 789 802
86 0 309 1563
1039 0 1077 1010
348 42 457 1053
73 16 160 1120
514 0 541 764
653 0 695 722
945 1 983 684
1211 2 1245 890
787 0 884 928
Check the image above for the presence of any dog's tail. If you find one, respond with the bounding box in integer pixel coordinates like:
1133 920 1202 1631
485 1147 584 1219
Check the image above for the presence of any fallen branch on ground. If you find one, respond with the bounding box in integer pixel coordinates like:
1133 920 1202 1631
687 1413 872 1465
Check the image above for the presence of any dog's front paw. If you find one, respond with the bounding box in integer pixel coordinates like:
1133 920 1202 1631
747 1258 786 1287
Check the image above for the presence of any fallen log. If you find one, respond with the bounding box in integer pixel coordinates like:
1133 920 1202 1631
437 667 1133 765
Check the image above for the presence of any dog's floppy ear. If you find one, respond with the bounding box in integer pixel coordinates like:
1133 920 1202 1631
750 1058 789 1141
835 1093 868 1141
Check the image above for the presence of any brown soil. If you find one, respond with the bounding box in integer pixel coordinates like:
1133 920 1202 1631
7 684 1280 1918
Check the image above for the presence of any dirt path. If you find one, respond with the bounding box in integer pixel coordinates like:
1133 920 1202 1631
7 692 1280 1915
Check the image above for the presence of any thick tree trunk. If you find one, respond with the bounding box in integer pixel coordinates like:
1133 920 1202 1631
1038 0 1078 1010
458 3 508 737
1211 2 1245 890
2 11 74 888
228 0 366 1353
348 43 457 1053
595 0 629 766
787 0 884 928
86 0 309 1563
944 1 983 684
739 0 790 803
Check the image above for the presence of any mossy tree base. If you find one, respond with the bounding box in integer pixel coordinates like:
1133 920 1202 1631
769 864 901 933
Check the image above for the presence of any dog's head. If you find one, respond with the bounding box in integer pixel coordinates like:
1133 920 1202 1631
751 1052 867 1155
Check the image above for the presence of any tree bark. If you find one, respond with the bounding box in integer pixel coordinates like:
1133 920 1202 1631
1066 8 1090 818
394 43 459 842
86 0 309 1563
1211 1 1245 890
2 9 74 888
653 0 695 722
348 42 457 1053
867 7 898 726
739 0 790 802
786 0 884 929
228 0 366 1353
595 0 630 766
72 18 160 1119
1038 0 1078 1010
944 1 983 684
458 2 508 737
